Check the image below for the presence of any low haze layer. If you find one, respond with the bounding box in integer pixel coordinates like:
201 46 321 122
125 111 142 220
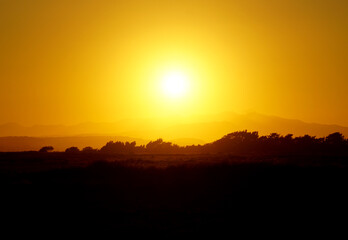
1 112 347 151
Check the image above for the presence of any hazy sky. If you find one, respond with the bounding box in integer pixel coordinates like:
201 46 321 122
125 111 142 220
1 0 347 126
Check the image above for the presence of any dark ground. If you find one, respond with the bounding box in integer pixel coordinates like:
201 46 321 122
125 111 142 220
1 152 347 235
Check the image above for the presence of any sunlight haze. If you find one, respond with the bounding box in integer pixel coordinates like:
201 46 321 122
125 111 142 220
1 0 347 127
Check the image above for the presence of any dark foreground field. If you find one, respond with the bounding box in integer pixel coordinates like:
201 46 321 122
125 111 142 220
1 152 348 235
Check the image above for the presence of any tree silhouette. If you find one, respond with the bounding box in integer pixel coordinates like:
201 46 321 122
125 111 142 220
146 138 176 154
326 132 344 144
91 131 348 155
39 146 54 153
100 141 137 154
65 147 80 153
82 146 97 153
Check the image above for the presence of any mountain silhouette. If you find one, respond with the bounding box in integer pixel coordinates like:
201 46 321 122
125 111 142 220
0 112 347 151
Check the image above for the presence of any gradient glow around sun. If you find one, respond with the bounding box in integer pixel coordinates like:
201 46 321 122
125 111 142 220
161 70 190 98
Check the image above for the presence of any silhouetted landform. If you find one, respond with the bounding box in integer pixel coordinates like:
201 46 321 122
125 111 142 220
1 112 348 142
1 154 347 234
1 131 347 234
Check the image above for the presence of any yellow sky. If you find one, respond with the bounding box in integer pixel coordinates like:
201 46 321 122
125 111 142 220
1 0 347 126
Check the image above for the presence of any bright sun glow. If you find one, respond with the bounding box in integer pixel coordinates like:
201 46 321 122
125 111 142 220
161 71 190 98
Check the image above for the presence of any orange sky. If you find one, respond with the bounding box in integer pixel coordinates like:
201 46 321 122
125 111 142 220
1 0 347 126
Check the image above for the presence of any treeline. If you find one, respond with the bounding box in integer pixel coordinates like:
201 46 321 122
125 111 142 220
39 131 348 155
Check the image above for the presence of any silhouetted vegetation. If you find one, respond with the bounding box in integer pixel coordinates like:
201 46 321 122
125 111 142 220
1 130 347 233
65 146 80 153
39 146 54 152
57 131 347 156
81 146 98 153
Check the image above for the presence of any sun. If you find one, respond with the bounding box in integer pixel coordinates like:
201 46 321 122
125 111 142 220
161 70 190 98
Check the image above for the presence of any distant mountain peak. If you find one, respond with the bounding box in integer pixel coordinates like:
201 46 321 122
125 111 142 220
1 113 347 141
